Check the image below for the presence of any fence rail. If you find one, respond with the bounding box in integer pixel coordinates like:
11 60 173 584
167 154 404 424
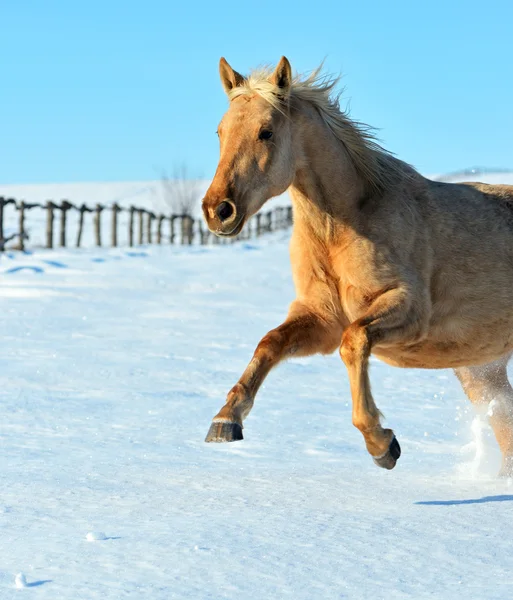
0 197 293 251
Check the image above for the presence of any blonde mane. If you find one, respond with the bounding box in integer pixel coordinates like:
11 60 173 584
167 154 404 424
228 65 411 194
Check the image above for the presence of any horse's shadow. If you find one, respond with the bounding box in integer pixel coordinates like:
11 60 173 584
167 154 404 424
26 580 53 588
416 495 513 506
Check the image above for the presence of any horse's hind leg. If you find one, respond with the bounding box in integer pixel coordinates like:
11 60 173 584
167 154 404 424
454 354 513 476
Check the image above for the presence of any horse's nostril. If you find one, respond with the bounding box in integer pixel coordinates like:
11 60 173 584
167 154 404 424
216 201 234 222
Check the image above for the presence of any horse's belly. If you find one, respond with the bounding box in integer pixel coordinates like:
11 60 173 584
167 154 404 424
373 328 513 369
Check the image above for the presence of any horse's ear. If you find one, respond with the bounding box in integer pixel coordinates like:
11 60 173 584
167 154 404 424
219 57 245 94
270 56 292 93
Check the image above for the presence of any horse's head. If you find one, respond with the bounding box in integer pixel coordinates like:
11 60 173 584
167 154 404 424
202 57 296 237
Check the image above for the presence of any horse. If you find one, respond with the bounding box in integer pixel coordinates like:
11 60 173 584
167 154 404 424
201 56 513 475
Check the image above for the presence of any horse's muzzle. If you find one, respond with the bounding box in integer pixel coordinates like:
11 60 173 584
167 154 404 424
202 198 243 237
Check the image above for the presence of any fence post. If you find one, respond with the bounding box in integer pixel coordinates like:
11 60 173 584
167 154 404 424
94 204 103 246
0 197 4 249
187 216 194 244
76 204 86 247
198 219 207 244
60 200 71 247
266 211 272 232
157 215 164 244
138 209 144 244
128 206 135 247
18 201 25 251
286 206 293 225
111 203 119 247
170 215 176 244
46 201 54 249
180 215 193 245
147 212 153 244
180 216 187 245
255 213 262 237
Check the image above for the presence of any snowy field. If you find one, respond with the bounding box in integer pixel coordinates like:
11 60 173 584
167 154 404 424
1 222 513 599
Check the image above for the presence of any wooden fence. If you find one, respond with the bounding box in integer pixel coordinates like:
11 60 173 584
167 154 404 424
0 197 293 251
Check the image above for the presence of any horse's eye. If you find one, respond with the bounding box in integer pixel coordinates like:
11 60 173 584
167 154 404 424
259 129 273 141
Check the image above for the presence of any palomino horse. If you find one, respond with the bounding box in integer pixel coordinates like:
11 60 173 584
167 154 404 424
202 56 513 475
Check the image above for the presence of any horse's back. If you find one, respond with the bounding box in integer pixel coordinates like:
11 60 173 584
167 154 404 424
461 181 513 204
427 179 513 224
422 178 513 255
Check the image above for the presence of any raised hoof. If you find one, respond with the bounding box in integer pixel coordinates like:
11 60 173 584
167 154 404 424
373 436 401 470
205 421 243 443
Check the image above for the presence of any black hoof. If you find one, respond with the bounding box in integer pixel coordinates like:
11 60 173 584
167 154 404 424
205 421 243 443
373 436 401 470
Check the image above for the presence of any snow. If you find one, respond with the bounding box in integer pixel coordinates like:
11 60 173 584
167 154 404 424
1 225 513 599
86 532 108 542
430 169 513 185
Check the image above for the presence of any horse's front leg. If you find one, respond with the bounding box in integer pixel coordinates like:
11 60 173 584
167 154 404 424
205 302 342 442
340 286 426 469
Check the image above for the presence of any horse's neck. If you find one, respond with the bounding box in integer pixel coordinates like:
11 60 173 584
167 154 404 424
289 104 366 229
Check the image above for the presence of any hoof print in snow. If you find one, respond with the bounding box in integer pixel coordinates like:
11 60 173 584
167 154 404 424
373 436 401 470
5 266 44 274
42 260 68 268
205 421 243 443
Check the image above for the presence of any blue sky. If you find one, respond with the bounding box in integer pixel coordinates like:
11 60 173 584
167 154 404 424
1 0 512 184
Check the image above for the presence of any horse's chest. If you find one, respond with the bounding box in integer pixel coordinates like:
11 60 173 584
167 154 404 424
330 253 377 322
309 239 391 324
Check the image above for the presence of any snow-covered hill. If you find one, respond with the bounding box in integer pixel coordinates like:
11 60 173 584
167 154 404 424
430 168 513 185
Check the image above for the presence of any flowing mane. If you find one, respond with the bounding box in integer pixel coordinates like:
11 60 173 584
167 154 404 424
228 65 412 194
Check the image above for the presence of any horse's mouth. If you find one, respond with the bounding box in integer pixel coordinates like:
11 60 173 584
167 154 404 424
215 215 245 238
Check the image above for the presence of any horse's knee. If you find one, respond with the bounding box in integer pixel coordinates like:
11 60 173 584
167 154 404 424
340 323 370 366
256 329 285 360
